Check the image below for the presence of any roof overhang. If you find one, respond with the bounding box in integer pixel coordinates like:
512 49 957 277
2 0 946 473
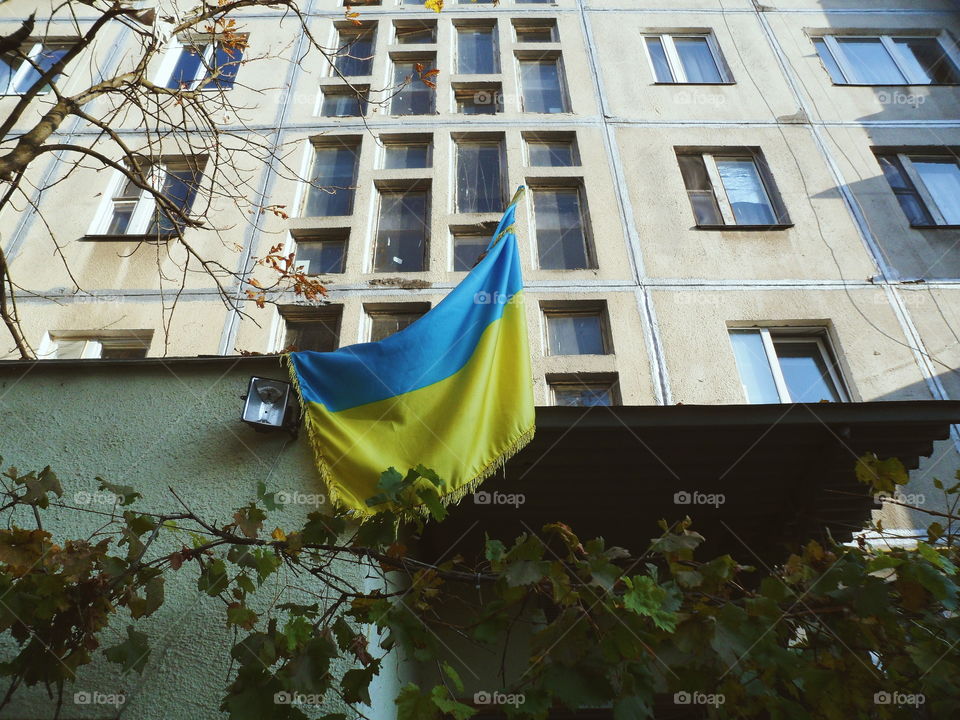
421 401 960 565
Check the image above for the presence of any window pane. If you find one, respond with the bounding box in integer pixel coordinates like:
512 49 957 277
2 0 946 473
528 140 576 167
168 45 206 89
553 383 615 407
452 234 487 271
392 61 435 114
456 89 501 114
893 38 960 84
678 155 722 225
457 27 497 74
150 165 201 235
384 142 432 169
374 191 429 272
396 26 436 44
533 188 589 270
520 59 566 113
321 90 367 117
547 314 605 355
730 331 780 404
645 37 673 82
912 159 960 224
335 31 374 76
716 159 776 225
457 142 503 213
773 341 841 403
674 37 723 83
370 312 423 342
515 26 556 43
305 145 358 216
105 202 136 235
836 38 906 84
200 43 243 90
15 45 69 93
813 38 846 83
286 318 339 352
101 345 148 360
877 156 934 226
296 240 346 274
1 53 22 93
54 340 88 360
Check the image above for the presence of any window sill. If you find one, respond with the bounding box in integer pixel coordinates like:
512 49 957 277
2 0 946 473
653 82 736 86
909 224 960 230
695 224 794 231
82 234 178 242
830 82 960 88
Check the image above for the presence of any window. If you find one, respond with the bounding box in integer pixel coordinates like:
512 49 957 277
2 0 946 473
549 375 620 407
457 25 498 74
40 331 153 360
333 27 375 76
367 305 429 342
519 56 568 113
395 22 436 45
677 150 789 227
1 41 70 95
320 86 368 117
292 232 347 274
532 186 592 270
282 307 342 352
391 58 436 115
382 136 433 169
455 85 502 114
163 38 244 90
304 142 359 217
345 0 380 5
456 140 504 213
525 133 579 167
813 35 960 85
451 224 495 271
876 152 960 226
89 158 203 237
729 328 848 404
644 34 730 84
374 189 430 272
513 20 558 43
543 305 609 355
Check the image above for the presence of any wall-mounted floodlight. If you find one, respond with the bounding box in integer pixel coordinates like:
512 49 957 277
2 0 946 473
241 377 299 435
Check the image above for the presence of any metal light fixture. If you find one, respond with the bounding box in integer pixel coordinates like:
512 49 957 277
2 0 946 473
241 377 299 434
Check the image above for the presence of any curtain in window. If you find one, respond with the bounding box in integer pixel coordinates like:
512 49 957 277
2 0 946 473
716 159 776 225
837 39 905 84
674 37 723 83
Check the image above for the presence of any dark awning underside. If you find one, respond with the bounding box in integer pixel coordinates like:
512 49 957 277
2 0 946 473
421 401 960 565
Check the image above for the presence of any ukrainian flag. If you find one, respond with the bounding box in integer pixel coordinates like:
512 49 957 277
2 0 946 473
287 188 534 517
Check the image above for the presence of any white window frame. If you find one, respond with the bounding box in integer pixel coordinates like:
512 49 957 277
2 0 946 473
692 151 784 227
734 328 849 403
38 332 152 359
819 33 960 85
643 33 731 84
2 41 68 95
154 36 239 91
894 153 959 226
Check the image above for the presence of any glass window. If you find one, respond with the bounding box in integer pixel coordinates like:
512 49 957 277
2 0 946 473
715 158 777 225
677 155 722 225
814 36 960 85
813 38 846 84
104 175 143 235
836 38 906 84
149 162 202 235
452 231 489 271
391 59 436 115
456 141 504 213
320 88 368 117
533 188 591 270
455 87 501 114
374 190 429 272
527 137 578 167
514 23 557 43
551 378 619 407
645 35 726 83
645 37 673 82
369 310 426 342
395 24 436 44
334 28 375 76
1 42 70 94
285 313 341 352
912 158 960 225
457 26 498 74
294 238 347 274
893 38 960 84
730 329 846 404
519 58 567 113
383 139 432 169
95 159 202 236
545 311 607 355
876 154 934 226
304 144 359 216
166 41 243 90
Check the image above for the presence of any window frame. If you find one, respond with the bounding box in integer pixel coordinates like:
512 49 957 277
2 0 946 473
517 52 570 114
455 137 507 214
1 40 72 95
729 328 849 404
279 305 343 353
301 139 361 218
38 331 153 359
390 55 438 115
156 36 245 91
364 303 430 343
547 373 622 407
524 132 581 167
876 150 960 227
455 22 500 75
372 184 432 273
291 231 348 275
642 32 732 84
815 33 960 86
529 183 596 270
542 303 612 356
332 24 376 78
318 85 370 117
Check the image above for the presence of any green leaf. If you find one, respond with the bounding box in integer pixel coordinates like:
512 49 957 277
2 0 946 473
104 625 150 675
284 636 337 695
227 603 259 630
396 683 439 720
416 484 448 522
20 466 63 507
301 512 345 545
97 477 141 506
283 615 312 652
485 538 506 566
257 481 280 511
342 664 379 705
442 662 464 693
233 504 267 539
621 575 679 631
198 559 230 596
431 685 476 720
928 522 945 544
366 467 406 507
856 453 908 494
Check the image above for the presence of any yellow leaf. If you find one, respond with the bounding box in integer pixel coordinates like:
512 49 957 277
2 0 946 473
425 0 443 12
271 527 287 542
